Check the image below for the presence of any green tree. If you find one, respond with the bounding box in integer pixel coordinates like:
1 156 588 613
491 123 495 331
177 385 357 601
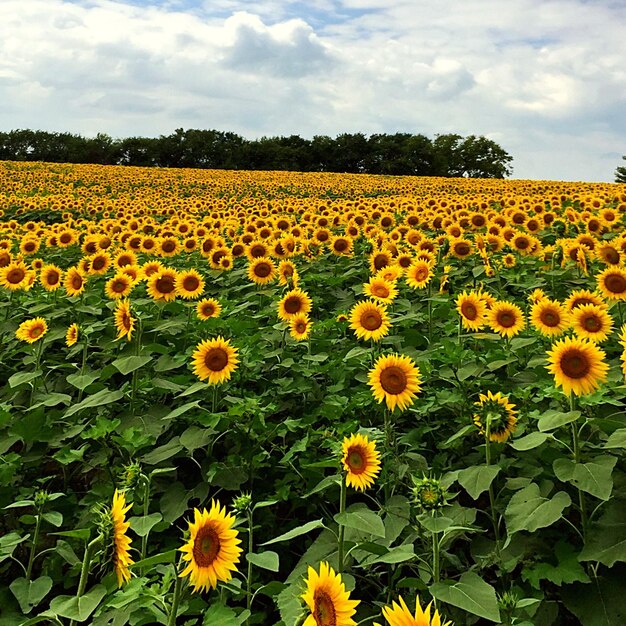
616 156 626 183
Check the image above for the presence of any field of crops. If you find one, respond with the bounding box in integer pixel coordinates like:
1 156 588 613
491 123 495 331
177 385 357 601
1 160 625 626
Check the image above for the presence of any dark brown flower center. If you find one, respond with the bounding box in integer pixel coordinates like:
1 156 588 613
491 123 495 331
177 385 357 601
183 276 200 292
604 273 626 294
193 525 221 567
560 348 590 379
46 271 60 285
461 301 478 320
156 276 175 294
497 310 516 328
582 315 602 332
334 239 349 252
71 274 83 289
202 304 215 317
372 284 390 298
454 243 471 256
284 296 302 314
313 590 336 626
204 348 228 372
373 254 388 270
7 268 25 284
346 448 366 474
254 262 271 278
361 311 382 331
379 365 407 395
540 310 560 327
161 241 176 253
250 245 266 258
112 279 128 293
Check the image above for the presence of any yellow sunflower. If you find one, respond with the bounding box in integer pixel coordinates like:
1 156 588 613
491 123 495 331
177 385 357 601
571 303 613 342
278 260 299 287
597 266 626 301
0 261 29 291
105 273 134 300
449 237 473 259
88 252 111 276
619 324 626 380
278 288 313 322
175 269 205 300
349 300 391 342
15 318 48 344
546 336 608 396
530 299 570 337
330 236 354 256
40 264 63 292
179 501 242 593
302 561 359 626
289 313 311 341
114 299 135 342
197 298 222 320
473 390 517 443
341 433 381 491
487 301 525 338
247 257 277 286
192 336 239 385
111 489 134 587
363 277 398 304
374 595 451 626
456 291 487 331
405 261 432 289
65 323 79 347
147 268 178 302
564 289 607 313
368 353 421 412
64 267 87 297
527 288 547 305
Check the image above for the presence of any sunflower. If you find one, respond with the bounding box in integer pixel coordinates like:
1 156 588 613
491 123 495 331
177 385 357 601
597 266 626 301
530 299 570 337
487 301 525 338
111 489 133 587
376 265 402 283
405 261 432 289
301 561 359 626
192 336 239 385
278 260 299 287
564 289 606 313
278 288 313 321
289 313 311 341
571 303 613 342
158 237 180 258
449 237 473 259
142 260 164 279
88 252 111 276
105 273 134 300
175 269 205 300
15 318 48 343
147 268 178 302
114 299 135 342
64 267 87 297
473 390 517 443
247 257 277 286
341 433 381 491
349 300 391 342
179 501 242 593
197 298 222 320
527 288 547 305
619 324 626 380
374 595 451 626
546 336 608 396
40 264 63 291
368 353 421 412
456 291 487 331
363 277 398 304
502 253 516 268
65 323 79 347
0 261 29 290
330 236 354 256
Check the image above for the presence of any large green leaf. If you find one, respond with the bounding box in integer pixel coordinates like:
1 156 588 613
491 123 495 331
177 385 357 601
430 571 500 622
64 389 124 418
604 428 626 449
505 483 571 537
10 576 52 613
50 584 106 621
261 519 325 546
537 410 581 432
246 550 279 572
579 499 626 567
553 456 616 500
334 508 386 538
457 465 500 500
129 512 162 537
509 432 550 451
112 355 151 375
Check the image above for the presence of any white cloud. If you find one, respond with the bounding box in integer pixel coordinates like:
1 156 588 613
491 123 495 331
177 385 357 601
0 0 624 181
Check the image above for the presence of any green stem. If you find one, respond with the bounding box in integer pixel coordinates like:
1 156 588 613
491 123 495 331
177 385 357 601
77 338 89 404
427 282 433 344
25 513 42 581
485 419 502 561
338 477 347 573
182 305 193 352
130 319 142 413
69 536 102 626
246 509 254 618
569 395 588 540
167 566 184 626
140 475 151 566
431 512 440 584
29 339 45 407
383 409 393 502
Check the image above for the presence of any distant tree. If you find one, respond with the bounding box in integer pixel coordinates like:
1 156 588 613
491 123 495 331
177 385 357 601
616 156 626 183
432 134 512 178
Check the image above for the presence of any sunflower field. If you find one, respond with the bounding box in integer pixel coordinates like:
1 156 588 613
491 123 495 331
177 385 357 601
1 160 626 626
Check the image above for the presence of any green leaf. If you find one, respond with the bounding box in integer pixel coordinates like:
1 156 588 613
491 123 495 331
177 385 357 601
66 372 99 390
163 401 202 422
538 410 581 432
129 513 162 537
4 500 35 509
554 456 616 500
51 528 91 541
457 465 501 500
8 371 41 388
142 438 182 465
30 393 72 409
334 508 386 538
579 499 626 567
604 428 626 449
261 519 325 546
505 483 571 537
201 603 241 626
10 576 53 613
131 549 177 570
246 550 279 572
64 389 124 418
42 511 63 527
430 571 501 622
112 355 151 375
416 514 454 533
50 584 106 621
509 432 550 451
368 544 415 565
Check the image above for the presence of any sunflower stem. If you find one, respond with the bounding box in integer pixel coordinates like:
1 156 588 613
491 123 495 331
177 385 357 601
427 282 433 344
337 476 347 574
29 338 45 408
140 475 151 568
431 511 441 584
130 318 143 414
182 304 193 352
569 394 588 541
167 565 184 626
484 418 502 563
246 507 254 617
25 511 43 581
77 337 89 404
69 535 102 626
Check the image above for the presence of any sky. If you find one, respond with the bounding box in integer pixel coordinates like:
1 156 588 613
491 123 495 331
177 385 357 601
1 0 625 182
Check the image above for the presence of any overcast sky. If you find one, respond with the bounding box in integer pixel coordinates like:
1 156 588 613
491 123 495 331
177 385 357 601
1 0 625 182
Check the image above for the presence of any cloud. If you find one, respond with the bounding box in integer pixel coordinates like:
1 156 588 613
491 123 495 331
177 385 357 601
0 0 624 181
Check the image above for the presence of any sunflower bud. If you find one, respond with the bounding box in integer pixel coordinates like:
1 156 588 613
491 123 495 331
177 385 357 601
34 489 49 509
232 492 253 514
411 476 448 510
119 461 142 491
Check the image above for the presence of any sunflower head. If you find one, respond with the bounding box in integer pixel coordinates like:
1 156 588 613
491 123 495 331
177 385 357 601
191 336 239 386
368 353 421 412
289 313 312 341
411 476 449 511
473 390 517 443
349 300 390 342
374 594 452 626
65 323 79 347
341 433 381 491
109 489 134 587
16 317 48 344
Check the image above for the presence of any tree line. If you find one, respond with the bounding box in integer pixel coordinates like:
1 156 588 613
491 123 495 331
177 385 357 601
0 128 514 178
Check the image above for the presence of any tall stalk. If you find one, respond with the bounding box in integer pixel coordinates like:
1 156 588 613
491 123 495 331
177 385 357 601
337 477 347 573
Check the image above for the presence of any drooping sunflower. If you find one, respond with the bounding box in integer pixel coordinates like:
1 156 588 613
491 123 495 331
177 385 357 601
527 288 547 305
64 267 87 297
278 260 299 287
289 313 311 341
301 561 359 626
473 390 517 443
597 266 626 301
487 301 525 338
405 260 432 289
456 291 487 331
376 265 403 284
571 303 613 342
111 489 133 587
368 353 421 412
341 433 381 491
197 297 222 320
0 261 29 290
247 257 277 286
530 299 570 337
65 323 79 347
349 300 391 342
15 317 48 343
179 501 243 593
546 336 609 396
105 273 134 300
278 288 313 322
374 595 451 626
192 336 239 385
147 268 178 302
114 299 135 342
175 269 205 300
40 264 63 292
363 276 398 304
